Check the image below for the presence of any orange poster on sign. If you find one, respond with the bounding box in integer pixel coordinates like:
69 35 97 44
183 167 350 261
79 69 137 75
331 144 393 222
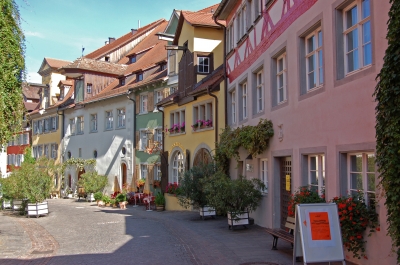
309 212 331 240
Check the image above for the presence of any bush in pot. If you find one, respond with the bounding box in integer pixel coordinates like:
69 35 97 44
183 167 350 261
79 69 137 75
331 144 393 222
77 171 107 195
204 173 266 221
155 192 165 211
115 193 127 207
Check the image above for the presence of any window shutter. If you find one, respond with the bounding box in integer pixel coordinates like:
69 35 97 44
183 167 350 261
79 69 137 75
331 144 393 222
148 165 154 183
56 115 59 130
134 165 139 192
147 92 154 112
135 95 140 114
161 151 169 191
148 133 154 149
164 87 169 97
135 131 140 150
185 149 190 172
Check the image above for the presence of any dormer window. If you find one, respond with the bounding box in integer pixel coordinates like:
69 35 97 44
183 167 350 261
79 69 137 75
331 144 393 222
198 57 210 74
87 83 92 94
160 63 167 71
137 73 143 82
120 78 125 86
59 88 64 100
130 56 137 63
105 56 110 62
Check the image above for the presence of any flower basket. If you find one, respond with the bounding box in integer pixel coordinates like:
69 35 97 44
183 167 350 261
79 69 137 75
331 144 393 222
153 180 161 187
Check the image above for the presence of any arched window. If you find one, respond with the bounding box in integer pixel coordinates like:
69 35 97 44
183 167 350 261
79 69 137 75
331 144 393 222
171 151 184 183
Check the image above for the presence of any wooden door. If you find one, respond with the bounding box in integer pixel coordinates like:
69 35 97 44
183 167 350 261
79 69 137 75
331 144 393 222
280 157 292 229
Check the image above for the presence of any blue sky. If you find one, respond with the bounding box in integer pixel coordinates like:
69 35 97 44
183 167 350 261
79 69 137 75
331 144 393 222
17 0 220 83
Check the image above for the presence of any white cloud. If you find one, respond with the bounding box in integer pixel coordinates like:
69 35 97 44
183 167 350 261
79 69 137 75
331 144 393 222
25 31 44 38
26 72 42 84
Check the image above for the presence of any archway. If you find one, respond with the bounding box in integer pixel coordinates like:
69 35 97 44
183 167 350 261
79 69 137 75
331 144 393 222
193 148 212 166
121 163 127 190
170 150 184 183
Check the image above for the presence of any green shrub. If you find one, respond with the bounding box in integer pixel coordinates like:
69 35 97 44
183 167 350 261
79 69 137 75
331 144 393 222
94 191 103 201
155 192 165 206
77 171 107 194
115 193 127 203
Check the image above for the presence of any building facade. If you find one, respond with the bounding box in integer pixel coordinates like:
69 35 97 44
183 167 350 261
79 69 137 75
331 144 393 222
214 0 393 264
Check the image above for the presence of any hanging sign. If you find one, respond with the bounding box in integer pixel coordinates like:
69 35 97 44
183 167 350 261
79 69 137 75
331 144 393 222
285 175 290 191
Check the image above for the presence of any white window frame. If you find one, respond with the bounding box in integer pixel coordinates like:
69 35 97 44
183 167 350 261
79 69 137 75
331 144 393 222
77 116 84 134
140 164 148 180
347 152 375 207
86 83 92 94
154 163 161 181
231 90 236 124
276 53 287 104
32 146 38 159
155 90 164 104
140 94 148 114
241 82 248 119
90 114 97 132
105 111 113 130
226 23 234 52
69 118 76 135
308 154 325 195
139 130 148 151
51 116 57 131
155 128 163 149
256 70 263 113
169 109 185 134
197 57 210 74
38 120 43 134
51 143 58 159
137 73 143 81
171 151 184 183
260 159 268 193
23 133 29 145
343 0 372 75
44 118 49 133
44 144 49 158
37 145 43 157
306 28 324 91
117 108 126 128
193 101 213 128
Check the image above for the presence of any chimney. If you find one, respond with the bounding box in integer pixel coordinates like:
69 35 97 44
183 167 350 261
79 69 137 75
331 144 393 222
131 28 137 35
109 37 115 43
105 41 108 45
138 20 140 29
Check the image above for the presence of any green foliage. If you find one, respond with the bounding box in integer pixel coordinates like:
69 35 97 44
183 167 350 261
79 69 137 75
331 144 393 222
23 147 36 164
102 195 111 204
178 163 216 208
77 171 107 194
204 173 265 218
0 157 58 203
374 0 400 261
94 191 103 201
115 193 127 203
154 192 165 206
0 0 26 146
215 119 274 173
62 158 96 174
332 192 379 260
288 186 325 217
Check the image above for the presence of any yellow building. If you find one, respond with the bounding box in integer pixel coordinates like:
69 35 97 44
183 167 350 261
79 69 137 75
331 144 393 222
157 5 225 185
28 58 71 196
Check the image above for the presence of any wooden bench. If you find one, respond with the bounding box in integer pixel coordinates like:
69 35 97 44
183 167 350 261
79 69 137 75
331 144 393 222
265 216 295 250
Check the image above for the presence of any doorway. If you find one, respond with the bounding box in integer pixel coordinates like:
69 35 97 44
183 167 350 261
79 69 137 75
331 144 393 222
121 163 127 190
280 156 292 229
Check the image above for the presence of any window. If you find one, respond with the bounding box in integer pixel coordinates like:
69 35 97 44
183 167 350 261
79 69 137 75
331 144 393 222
51 116 57 131
226 23 234 52
193 101 213 128
140 94 148 114
154 164 161 181
137 73 143 81
308 155 325 195
348 153 375 207
38 120 43 134
240 82 248 120
105 111 113 130
86 83 92 94
254 69 264 113
117 108 126 128
140 164 148 180
155 128 163 148
170 109 185 135
43 87 49 108
120 78 125 86
33 121 38 135
168 50 178 75
171 151 184 183
23 133 29 145
44 144 49 158
69 118 76 135
197 57 210 74
130 56 137 63
276 53 287 104
155 90 164 104
343 0 371 74
231 90 236 124
77 116 84 134
139 130 148 151
44 118 49 133
16 154 22 167
305 29 323 90
260 159 268 193
59 88 64 100
90 114 97 132
33 146 38 159
51 144 58 159
236 4 247 40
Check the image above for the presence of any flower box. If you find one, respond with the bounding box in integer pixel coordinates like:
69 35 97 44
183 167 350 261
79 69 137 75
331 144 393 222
26 201 49 218
12 199 24 211
227 211 249 229
200 206 216 218
164 193 192 211
2 200 11 209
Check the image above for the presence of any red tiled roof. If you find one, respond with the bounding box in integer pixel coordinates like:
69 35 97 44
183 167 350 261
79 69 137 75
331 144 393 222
60 57 128 76
44 58 72 69
46 83 75 110
156 91 179 106
197 3 220 13
22 83 42 100
181 4 225 27
58 80 74 86
24 102 39 111
85 19 166 60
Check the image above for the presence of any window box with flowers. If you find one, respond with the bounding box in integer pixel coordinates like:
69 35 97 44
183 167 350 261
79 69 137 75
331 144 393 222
191 119 212 131
164 183 192 211
166 122 185 135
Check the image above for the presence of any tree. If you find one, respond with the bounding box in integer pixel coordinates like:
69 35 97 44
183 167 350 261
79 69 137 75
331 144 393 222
0 0 25 146
374 0 400 261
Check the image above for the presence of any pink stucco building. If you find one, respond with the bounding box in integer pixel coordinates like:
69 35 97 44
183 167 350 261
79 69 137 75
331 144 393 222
214 0 394 263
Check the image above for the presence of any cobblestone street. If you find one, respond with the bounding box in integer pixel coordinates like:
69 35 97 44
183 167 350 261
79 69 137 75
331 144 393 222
0 199 349 265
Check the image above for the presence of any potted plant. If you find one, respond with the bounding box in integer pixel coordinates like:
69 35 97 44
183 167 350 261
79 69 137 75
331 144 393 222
94 191 103 206
77 171 108 202
102 195 111 206
288 186 326 217
178 164 216 218
204 173 266 229
110 198 117 208
115 193 127 209
154 192 165 211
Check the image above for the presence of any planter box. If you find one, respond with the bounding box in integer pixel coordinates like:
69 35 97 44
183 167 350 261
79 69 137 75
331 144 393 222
12 199 24 211
164 193 192 211
26 201 49 218
227 211 249 230
200 206 216 219
2 200 11 209
86 193 95 202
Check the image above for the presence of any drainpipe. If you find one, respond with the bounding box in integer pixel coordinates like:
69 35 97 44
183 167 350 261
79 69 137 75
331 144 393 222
56 107 64 196
156 105 165 155
213 16 228 127
207 87 218 145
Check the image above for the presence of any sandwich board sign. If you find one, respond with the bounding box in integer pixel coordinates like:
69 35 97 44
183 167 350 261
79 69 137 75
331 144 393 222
293 203 346 265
